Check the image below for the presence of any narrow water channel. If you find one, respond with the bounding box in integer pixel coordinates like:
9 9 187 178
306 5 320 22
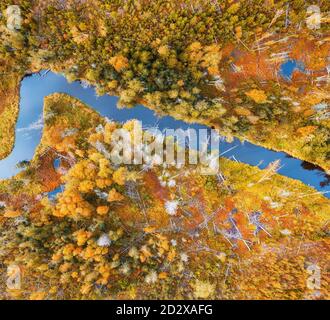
0 71 329 198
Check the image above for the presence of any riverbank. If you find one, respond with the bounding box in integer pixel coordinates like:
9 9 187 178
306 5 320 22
0 72 21 160
0 72 329 197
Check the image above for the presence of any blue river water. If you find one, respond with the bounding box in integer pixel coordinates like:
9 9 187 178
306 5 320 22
279 60 306 80
0 71 329 198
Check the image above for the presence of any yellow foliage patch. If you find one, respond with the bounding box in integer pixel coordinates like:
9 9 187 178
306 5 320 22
109 55 129 72
245 89 268 104
29 291 46 300
4 210 21 218
296 126 317 136
97 206 109 216
107 188 124 202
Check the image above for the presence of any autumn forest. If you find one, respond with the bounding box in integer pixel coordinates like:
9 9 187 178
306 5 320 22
0 0 329 301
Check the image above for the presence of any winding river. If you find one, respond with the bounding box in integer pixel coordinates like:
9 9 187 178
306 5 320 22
0 71 329 198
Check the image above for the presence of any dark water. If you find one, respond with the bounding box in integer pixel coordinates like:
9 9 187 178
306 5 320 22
0 71 329 198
